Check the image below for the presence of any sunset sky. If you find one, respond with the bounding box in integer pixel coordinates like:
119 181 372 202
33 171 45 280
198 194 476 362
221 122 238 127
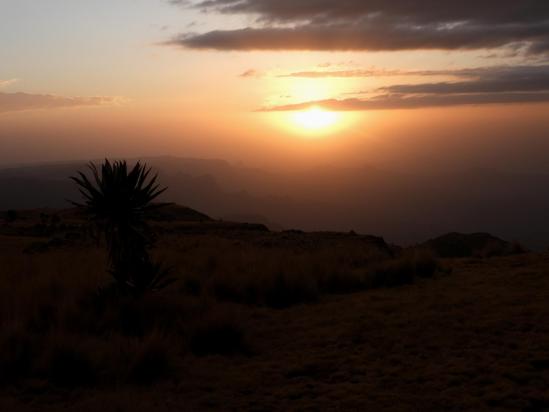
1 0 549 172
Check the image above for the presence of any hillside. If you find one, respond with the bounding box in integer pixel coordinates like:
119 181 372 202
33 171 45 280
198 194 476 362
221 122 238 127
2 157 549 249
0 246 547 410
0 206 542 411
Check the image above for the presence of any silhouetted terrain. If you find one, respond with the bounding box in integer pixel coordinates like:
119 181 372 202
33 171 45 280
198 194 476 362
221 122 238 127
1 157 549 249
0 204 546 411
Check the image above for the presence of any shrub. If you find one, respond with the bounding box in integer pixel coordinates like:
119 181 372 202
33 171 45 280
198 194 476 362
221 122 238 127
412 249 439 278
368 249 438 288
190 309 250 356
263 271 319 308
316 268 365 294
210 269 319 309
67 285 192 338
369 259 415 288
71 160 173 293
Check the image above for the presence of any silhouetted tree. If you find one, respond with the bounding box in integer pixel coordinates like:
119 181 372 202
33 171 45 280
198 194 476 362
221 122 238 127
71 160 173 292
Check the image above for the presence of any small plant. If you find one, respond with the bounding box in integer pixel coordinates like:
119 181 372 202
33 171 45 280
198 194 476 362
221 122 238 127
71 160 174 292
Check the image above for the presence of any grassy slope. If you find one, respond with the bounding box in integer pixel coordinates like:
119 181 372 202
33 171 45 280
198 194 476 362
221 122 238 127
0 208 540 411
1 249 549 411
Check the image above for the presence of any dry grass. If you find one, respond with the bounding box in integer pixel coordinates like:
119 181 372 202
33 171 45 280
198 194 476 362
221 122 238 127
0 228 439 391
2 249 549 411
1 216 548 412
0 236 251 387
0 216 456 412
155 233 428 307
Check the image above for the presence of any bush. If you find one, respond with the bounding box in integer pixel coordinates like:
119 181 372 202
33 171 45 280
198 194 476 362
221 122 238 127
190 309 250 356
369 260 415 288
210 268 318 309
412 249 439 278
263 271 319 309
186 245 438 307
368 249 438 288
66 285 193 338
316 268 365 294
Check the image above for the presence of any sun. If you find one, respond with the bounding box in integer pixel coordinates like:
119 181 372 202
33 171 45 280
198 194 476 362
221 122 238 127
292 107 339 131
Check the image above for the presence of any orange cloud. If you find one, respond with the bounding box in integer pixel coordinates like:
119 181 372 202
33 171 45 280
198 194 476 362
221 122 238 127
0 92 126 114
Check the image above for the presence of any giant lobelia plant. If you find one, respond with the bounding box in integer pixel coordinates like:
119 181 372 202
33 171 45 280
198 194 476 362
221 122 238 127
71 160 174 292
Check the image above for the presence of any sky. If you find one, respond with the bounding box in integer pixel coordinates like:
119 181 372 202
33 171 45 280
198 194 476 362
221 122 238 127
1 0 549 172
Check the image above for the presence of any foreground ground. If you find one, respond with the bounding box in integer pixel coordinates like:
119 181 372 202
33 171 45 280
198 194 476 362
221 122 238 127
2 248 549 411
0 208 542 411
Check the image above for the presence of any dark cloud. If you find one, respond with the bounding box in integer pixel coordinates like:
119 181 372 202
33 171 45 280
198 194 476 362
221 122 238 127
278 65 549 79
379 65 549 94
167 1 549 53
262 65 549 111
178 0 548 24
529 38 549 54
167 23 549 52
263 93 549 112
0 92 123 114
278 69 406 78
278 68 464 78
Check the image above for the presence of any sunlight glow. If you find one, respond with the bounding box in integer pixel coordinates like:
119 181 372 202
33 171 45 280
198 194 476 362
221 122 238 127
292 107 339 130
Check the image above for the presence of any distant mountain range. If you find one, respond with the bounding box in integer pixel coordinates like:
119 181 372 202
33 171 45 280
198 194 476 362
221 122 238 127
1 156 549 249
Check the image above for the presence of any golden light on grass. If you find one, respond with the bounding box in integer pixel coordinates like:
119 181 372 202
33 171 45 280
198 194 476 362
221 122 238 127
292 107 340 131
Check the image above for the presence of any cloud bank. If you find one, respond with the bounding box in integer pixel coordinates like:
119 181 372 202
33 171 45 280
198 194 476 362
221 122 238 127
262 65 549 111
277 68 474 79
0 92 123 114
168 1 549 53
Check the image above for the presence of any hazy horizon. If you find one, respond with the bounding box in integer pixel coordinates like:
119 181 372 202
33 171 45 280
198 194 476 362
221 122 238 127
2 0 549 247
2 1 549 174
